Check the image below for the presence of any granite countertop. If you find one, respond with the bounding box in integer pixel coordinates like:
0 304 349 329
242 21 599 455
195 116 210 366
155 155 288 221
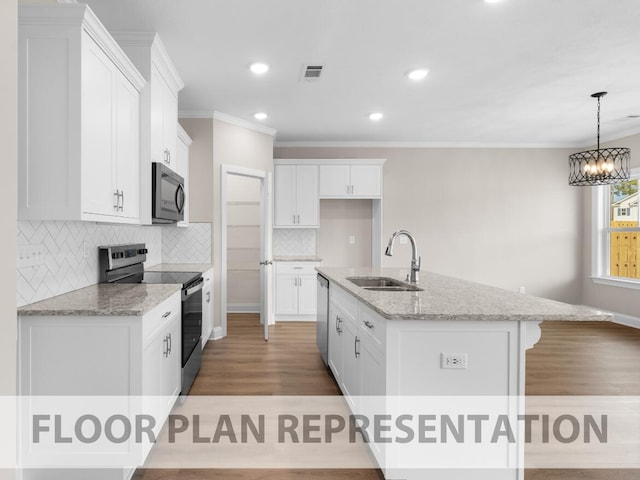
146 263 213 273
274 256 322 262
317 267 613 322
17 283 181 317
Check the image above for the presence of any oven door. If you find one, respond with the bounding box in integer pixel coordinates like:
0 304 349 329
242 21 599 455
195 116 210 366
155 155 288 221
152 162 185 223
181 278 203 366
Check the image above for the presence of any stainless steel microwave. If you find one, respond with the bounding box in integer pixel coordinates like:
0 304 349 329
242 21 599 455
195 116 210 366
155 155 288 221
152 162 185 223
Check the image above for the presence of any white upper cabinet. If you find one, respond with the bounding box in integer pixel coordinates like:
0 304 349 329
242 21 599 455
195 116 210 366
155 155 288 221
112 32 185 225
274 164 319 228
319 162 383 198
18 5 145 223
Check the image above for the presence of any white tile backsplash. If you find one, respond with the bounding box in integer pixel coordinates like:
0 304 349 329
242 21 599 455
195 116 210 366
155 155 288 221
273 229 316 256
161 223 212 263
17 221 162 307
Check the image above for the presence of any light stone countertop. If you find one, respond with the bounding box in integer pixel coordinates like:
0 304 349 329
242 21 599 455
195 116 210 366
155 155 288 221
273 256 322 262
316 267 613 322
146 263 213 273
17 283 181 317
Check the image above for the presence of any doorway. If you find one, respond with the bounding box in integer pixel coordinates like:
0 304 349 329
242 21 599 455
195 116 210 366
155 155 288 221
220 164 273 341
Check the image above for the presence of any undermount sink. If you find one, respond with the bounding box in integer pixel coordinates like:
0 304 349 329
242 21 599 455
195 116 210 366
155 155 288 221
346 276 424 292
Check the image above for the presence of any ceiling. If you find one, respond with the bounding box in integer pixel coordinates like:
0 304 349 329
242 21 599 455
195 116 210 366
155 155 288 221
85 0 640 147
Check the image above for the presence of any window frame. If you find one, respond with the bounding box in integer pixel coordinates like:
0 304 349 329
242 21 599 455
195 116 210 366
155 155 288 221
591 168 640 290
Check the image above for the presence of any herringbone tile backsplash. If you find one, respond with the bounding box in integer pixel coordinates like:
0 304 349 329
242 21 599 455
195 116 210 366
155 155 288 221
17 221 211 307
161 223 212 263
273 229 316 256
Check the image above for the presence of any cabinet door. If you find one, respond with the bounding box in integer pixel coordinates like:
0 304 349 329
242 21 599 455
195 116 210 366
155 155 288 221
296 165 319 226
328 304 343 385
81 38 116 217
319 165 350 197
150 65 166 165
340 314 360 411
350 165 382 198
298 273 317 315
114 75 140 220
162 83 178 169
163 317 182 401
274 165 297 227
275 273 298 315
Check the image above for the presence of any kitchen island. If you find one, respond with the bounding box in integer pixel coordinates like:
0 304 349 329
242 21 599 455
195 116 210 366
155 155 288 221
316 267 612 480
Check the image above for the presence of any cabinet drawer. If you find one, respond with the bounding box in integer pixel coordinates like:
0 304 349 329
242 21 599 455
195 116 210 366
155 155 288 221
142 291 181 346
359 303 386 350
275 262 319 275
330 284 358 322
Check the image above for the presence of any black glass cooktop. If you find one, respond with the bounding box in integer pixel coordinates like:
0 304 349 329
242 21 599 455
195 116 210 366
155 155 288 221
141 271 201 287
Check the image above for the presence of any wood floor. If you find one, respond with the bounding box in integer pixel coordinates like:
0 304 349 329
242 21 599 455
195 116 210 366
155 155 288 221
134 315 640 480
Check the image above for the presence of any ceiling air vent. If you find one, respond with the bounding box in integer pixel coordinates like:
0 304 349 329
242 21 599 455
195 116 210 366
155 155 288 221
302 64 324 81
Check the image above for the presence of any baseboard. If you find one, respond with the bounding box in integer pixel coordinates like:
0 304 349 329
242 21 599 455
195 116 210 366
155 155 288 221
613 312 640 329
212 326 225 340
227 303 260 313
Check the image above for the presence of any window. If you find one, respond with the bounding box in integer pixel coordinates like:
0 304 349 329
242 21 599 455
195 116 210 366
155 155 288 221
592 169 640 288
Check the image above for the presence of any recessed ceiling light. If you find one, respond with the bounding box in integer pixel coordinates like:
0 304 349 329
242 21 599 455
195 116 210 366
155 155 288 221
407 69 429 81
254 112 268 120
369 112 384 121
249 62 269 74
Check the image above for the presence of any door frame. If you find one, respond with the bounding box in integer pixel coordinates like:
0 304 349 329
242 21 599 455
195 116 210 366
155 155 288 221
220 164 274 338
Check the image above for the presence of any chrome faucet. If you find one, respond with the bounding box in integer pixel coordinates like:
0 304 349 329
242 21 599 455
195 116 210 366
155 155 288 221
385 230 421 284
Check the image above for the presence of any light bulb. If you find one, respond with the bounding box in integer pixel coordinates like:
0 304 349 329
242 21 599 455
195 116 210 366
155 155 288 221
254 112 268 120
250 63 269 75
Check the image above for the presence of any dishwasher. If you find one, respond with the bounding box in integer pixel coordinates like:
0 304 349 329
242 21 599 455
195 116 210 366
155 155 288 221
316 273 329 365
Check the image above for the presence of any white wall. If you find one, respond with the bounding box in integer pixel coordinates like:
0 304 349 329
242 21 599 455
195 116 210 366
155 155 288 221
275 146 582 303
581 132 640 318
1 0 17 477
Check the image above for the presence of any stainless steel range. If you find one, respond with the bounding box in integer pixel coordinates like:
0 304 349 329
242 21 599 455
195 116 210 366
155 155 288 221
99 243 203 395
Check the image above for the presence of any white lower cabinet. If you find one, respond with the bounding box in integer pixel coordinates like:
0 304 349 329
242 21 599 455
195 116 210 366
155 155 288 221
274 262 319 320
327 283 521 480
202 268 214 346
18 291 182 480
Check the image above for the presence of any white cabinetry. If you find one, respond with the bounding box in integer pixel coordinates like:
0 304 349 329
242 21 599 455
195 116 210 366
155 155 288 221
176 124 192 227
18 290 182 480
202 268 214 346
18 5 145 224
319 163 382 198
274 262 319 320
274 164 319 227
112 32 185 225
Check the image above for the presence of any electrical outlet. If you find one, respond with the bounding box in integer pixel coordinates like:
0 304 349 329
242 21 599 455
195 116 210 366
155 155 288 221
18 244 45 268
441 353 468 369
349 235 356 245
519 286 526 294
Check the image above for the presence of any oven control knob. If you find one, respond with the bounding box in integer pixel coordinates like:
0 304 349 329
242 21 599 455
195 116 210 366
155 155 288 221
111 252 124 260
137 248 148 254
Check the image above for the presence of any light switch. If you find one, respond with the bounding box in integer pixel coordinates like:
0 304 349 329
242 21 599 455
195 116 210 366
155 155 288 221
349 235 356 245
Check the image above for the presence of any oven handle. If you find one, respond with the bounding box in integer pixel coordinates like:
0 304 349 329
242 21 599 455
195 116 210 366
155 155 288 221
184 278 204 297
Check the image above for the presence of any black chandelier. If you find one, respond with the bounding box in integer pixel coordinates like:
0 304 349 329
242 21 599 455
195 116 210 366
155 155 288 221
568 92 631 186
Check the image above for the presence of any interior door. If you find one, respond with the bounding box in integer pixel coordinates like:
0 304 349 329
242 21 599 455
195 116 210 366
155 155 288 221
260 171 273 340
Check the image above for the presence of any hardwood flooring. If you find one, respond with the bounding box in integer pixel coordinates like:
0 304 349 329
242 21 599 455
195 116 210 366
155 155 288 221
134 315 640 480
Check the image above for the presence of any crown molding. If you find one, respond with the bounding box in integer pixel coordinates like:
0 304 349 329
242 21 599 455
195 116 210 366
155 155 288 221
179 110 214 119
273 141 580 149
213 111 277 137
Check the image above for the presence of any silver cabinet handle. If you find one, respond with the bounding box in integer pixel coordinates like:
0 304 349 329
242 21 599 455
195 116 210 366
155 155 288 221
162 311 171 318
113 190 120 211
336 316 342 334
293 214 296 224
355 336 360 358
167 333 172 355
351 185 354 195
163 336 168 358
363 320 374 329
164 149 170 165
296 214 300 224
346 184 350 194
206 291 211 303
118 190 124 211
